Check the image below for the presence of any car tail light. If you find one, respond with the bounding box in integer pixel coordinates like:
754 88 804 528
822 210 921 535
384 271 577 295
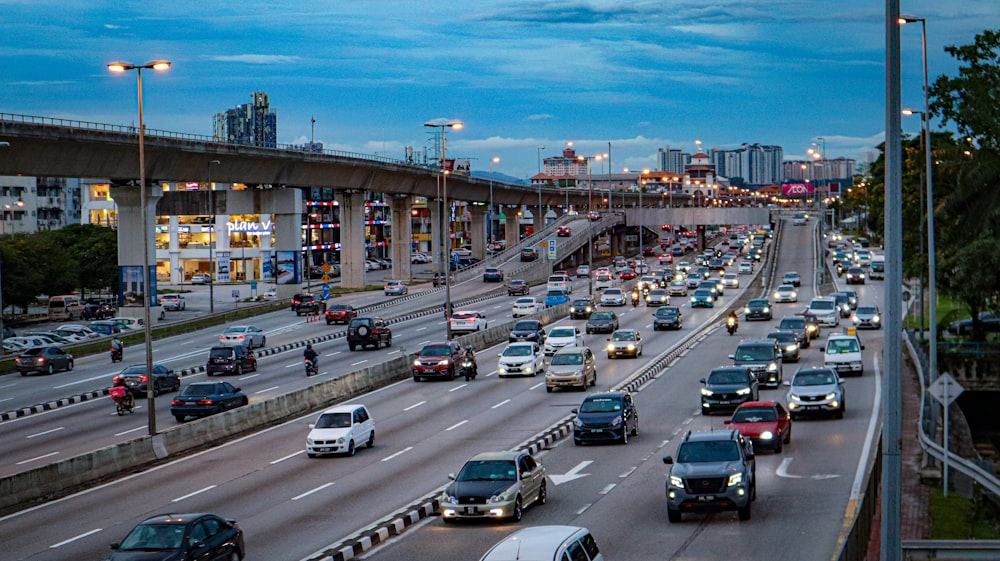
170 400 182 406
37 357 46 363
197 399 215 405
113 375 122 384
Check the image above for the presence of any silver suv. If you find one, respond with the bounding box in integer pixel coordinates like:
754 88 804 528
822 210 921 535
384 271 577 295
545 346 597 392
662 429 756 522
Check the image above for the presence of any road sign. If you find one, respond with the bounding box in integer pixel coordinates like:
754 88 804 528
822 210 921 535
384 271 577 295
929 373 963 405
547 238 557 260
321 274 331 284
321 262 332 273
231 289 240 299
322 284 330 301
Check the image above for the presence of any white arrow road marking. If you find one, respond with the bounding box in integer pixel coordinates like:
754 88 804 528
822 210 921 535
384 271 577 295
550 460 593 485
776 458 840 480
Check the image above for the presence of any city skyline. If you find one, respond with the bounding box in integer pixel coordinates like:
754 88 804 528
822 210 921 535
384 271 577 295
3 0 995 180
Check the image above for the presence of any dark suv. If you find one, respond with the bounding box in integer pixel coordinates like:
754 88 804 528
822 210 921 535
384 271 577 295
729 338 784 388
206 345 258 376
346 317 392 351
292 293 321 315
662 429 756 522
572 391 639 445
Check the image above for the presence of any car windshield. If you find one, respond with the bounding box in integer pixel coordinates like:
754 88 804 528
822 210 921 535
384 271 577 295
503 345 533 357
118 365 148 376
656 308 678 317
708 370 749 385
732 407 777 423
551 352 584 366
315 412 351 428
735 345 775 361
676 440 740 463
777 285 794 292
857 307 878 315
590 312 613 321
580 398 622 413
456 459 517 481
547 291 566 298
693 290 711 297
811 300 835 311
513 321 538 331
453 313 476 320
605 289 622 296
795 370 838 386
549 328 576 338
420 345 452 357
119 522 185 551
769 332 796 343
780 318 806 330
572 299 591 307
223 327 247 334
611 331 636 341
827 339 860 354
181 383 221 396
749 299 768 308
329 305 352 311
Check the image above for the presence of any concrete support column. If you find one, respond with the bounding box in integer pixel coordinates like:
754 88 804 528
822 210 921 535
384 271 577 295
505 209 520 249
390 195 413 280
430 201 443 266
530 205 544 235
168 215 180 284
469 205 487 260
339 191 367 289
110 184 163 318
611 230 623 258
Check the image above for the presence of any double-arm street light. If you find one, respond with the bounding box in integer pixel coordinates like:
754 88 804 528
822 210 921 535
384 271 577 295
638 168 650 260
108 59 171 437
425 118 463 340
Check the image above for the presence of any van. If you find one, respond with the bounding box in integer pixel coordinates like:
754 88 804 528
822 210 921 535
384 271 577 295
48 294 85 321
479 525 603 561
824 333 865 376
869 256 885 280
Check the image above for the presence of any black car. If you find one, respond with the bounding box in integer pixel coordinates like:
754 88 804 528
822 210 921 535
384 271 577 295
507 279 530 296
653 306 683 331
831 292 853 318
170 381 248 422
743 298 772 321
947 311 1000 336
293 293 321 315
450 257 481 271
767 331 801 362
113 364 181 396
82 302 115 320
699 366 759 414
108 512 245 561
346 317 392 351
509 319 546 343
520 247 539 261
206 345 258 376
15 346 74 376
585 311 619 334
844 267 866 284
569 297 596 319
777 316 811 348
573 391 639 445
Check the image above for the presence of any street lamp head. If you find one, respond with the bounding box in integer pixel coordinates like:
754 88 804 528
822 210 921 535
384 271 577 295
492 156 500 163
898 15 924 24
108 60 171 72
424 118 463 129
901 109 923 116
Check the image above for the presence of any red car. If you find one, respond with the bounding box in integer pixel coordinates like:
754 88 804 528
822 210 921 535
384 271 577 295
325 304 357 325
724 401 792 453
412 341 469 381
557 226 571 237
619 268 637 280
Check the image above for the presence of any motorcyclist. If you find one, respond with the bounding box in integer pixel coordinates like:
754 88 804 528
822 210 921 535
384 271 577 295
631 289 640 307
726 310 739 334
303 343 319 373
463 345 478 380
110 336 124 361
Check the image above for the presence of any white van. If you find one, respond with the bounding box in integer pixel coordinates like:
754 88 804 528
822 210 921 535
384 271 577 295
305 404 375 457
824 333 865 376
48 295 85 321
479 525 603 561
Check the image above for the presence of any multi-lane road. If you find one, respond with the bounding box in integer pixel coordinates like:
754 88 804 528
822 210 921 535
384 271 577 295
0 217 884 561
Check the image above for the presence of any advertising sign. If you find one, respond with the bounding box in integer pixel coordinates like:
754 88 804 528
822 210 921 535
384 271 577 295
228 220 273 236
262 253 274 280
118 265 156 307
275 251 299 285
781 183 814 196
216 252 231 283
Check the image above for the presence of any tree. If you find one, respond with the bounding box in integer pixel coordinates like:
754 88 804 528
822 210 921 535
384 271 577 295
929 29 1000 150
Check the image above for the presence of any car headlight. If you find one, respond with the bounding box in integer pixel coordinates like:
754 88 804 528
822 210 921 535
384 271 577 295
768 362 778 372
413 359 420 367
524 366 533 373
626 344 635 351
691 297 697 303
744 307 750 314
773 292 780 300
825 392 838 400
574 418 583 428
728 473 743 487
607 343 615 352
586 306 592 312
701 387 714 396
707 297 713 302
736 387 751 395
851 315 859 323
337 437 345 444
489 491 510 503
442 494 459 504
438 359 450 366
611 416 622 427
669 475 684 488
570 307 576 313
763 307 770 313
759 431 774 440
789 393 800 401
785 344 798 353
873 315 881 322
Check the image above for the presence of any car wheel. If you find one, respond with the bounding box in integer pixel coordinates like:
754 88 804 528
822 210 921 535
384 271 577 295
538 480 547 505
632 420 639 436
836 407 845 419
667 507 682 523
261 336 266 347
367 431 375 448
173 378 181 391
227 550 241 561
386 336 392 348
374 339 381 350
546 387 553 393
774 438 783 453
738 501 752 521
414 376 423 382
174 415 185 422
511 497 523 522
236 364 243 376
67 360 74 372
784 428 791 444
349 344 356 352
346 440 356 457
47 364 54 376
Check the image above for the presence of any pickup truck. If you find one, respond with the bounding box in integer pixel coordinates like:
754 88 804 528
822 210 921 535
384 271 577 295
663 429 756 522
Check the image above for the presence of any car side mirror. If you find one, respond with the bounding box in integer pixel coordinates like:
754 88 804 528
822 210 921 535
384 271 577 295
699 378 706 384
728 354 735 359
860 345 866 350
234 387 241 392
448 473 457 481
662 456 674 465
110 543 121 550
308 423 315 429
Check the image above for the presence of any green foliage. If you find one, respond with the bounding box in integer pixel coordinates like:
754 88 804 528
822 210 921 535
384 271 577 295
929 29 1000 150
929 486 1000 539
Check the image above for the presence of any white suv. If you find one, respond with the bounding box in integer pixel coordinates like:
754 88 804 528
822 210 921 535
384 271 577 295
306 404 375 457
808 297 840 327
546 274 573 294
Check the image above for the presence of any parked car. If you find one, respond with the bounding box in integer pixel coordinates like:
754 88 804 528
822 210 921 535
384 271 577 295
15 346 74 376
440 451 547 522
346 317 392 351
218 325 266 349
190 273 212 284
725 401 792 453
113 363 181 395
170 381 248 422
573 391 639 445
50 324 99 341
325 304 357 325
412 341 467 381
89 320 123 336
206 345 258 376
107 513 245 561
159 294 186 311
306 403 375 457
507 279 530 296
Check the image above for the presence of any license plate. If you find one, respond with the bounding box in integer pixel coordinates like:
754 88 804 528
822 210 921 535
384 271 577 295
591 429 603 433
464 507 478 515
319 447 332 452
806 406 819 410
718 400 731 405
615 351 624 355
697 495 715 501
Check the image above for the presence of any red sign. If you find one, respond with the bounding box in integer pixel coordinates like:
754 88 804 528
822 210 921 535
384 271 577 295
781 183 814 196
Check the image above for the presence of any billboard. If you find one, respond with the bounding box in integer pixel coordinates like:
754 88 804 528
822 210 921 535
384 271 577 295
275 251 300 285
781 183 814 196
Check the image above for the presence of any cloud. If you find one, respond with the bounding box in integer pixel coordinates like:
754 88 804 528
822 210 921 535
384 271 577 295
103 24 121 29
210 54 301 64
526 114 553 121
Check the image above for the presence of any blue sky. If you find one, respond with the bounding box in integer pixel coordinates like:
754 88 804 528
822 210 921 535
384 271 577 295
2 0 996 182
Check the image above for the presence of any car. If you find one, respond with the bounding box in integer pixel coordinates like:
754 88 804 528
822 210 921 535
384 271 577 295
107 513 245 561
20 331 76 345
776 316 811 348
451 310 488 333
738 261 753 275
206 345 258 376
482 268 504 283
520 247 540 261
785 366 846 419
824 333 865 376
618 268 637 281
658 253 674 265
684 273 702 289
325 304 357 324
545 290 570 308
15 346 74 376
573 391 639 445
773 284 798 303
743 299 772 321
569 296 596 319
576 265 591 278
653 306 683 331
440 450 547 523
306 403 375 457
451 257 482 271
509 319 546 343
637 275 659 292
82 302 115 320
699 366 759 414
50 324 99 341
113 363 181 395
852 305 883 329
346 317 392 351
411 251 432 264
6 335 60 349
89 320 125 336
782 271 801 287
730 338 784 387
808 297 840 327
606 328 642 358
600 288 626 307
695 266 712 279
170 381 248 421
546 346 597 392
645 288 670 307
544 326 583 356
159 294 186 311
690 289 715 308
796 310 822 339
110 317 143 331
766 331 801 362
546 274 573 294
479 526 602 561
500 279 529 298
594 272 616 291
291 293 321 315
512 296 539 317
698 280 721 298
830 292 853 318
218 325 266 348
947 311 1000 336
587 211 601 221
844 267 866 284
667 280 688 297
384 280 409 295
556 226 571 237
662 429 757 522
190 273 212 284
497 341 545 378
586 311 619 334
721 273 740 289
412 341 468 381
725 401 792 453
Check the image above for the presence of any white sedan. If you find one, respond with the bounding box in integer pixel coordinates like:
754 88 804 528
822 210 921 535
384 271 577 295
773 284 799 303
450 311 488 333
512 297 539 318
218 325 266 348
543 326 583 356
600 288 626 307
721 273 740 289
497 342 545 377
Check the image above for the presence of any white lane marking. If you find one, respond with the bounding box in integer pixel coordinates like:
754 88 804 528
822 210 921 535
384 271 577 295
600 483 616 494
325 351 342 358
172 485 217 502
0 382 17 389
53 372 122 389
491 399 511 409
351 360 368 366
26 426 65 439
415 327 427 332
550 461 593 485
446 420 468 431
270 450 304 464
449 384 468 392
238 373 260 381
0 397 12 403
292 482 336 501
403 401 426 411
672 427 682 436
530 382 545 390
284 362 299 369
620 467 637 478
380 446 413 462
776 458 840 480
576 504 592 515
485 370 497 377
387 350 400 355
682 417 693 425
852 353 883 498
49 528 102 548
15 452 59 465
254 386 280 395
114 425 146 437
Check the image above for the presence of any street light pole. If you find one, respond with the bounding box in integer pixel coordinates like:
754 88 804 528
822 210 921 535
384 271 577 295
588 158 594 295
207 159 220 313
489 156 499 248
108 59 170 437
639 169 649 260
426 119 463 340
537 146 545 229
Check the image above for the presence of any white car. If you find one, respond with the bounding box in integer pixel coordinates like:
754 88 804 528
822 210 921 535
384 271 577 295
808 297 840 327
52 324 100 340
5 336 59 349
218 325 266 348
543 326 583 356
638 276 659 291
512 297 539 318
384 280 408 296
667 280 688 296
721 273 740 289
684 273 702 289
450 310 488 333
110 317 144 331
782 271 801 287
306 403 375 457
576 265 591 278
824 334 865 376
738 261 753 275
159 294 186 311
497 342 545 377
773 284 799 303
546 275 573 294
600 288 626 307
594 273 615 291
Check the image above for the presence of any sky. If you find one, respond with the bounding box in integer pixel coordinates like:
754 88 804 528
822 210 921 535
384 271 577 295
2 0 997 183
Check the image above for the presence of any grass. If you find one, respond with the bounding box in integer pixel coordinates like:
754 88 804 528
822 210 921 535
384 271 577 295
929 486 1000 539
903 293 967 332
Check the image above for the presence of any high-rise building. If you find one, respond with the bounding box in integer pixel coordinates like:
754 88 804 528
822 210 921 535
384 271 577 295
657 146 689 174
213 91 278 148
708 144 784 187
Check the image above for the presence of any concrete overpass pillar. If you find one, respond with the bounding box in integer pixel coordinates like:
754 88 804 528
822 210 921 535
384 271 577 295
390 195 413 280
110 184 163 317
469 205 487 260
168 215 180 284
530 205 544 235
339 191 367 289
505 208 520 249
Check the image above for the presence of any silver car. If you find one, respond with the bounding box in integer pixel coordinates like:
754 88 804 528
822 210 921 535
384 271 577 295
785 367 845 419
606 329 642 359
497 342 545 377
440 451 547 522
773 284 798 303
546 346 597 392
217 325 266 348
852 305 882 329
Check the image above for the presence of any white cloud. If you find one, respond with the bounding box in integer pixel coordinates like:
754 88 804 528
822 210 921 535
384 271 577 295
211 54 301 64
526 114 553 121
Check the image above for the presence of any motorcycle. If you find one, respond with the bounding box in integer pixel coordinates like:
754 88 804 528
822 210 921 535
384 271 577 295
110 346 123 363
631 291 640 307
304 358 318 376
462 345 478 381
109 385 135 416
726 315 739 336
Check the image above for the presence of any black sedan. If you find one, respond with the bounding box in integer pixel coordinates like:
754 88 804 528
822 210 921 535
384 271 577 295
653 306 683 331
569 297 596 319
15 346 74 376
744 298 773 321
509 319 546 343
170 381 248 422
108 512 245 561
113 364 181 396
586 311 619 334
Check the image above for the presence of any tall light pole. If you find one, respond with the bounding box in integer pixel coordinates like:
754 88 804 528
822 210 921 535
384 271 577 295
207 159 220 313
537 146 545 228
108 59 171 437
426 119 463 340
489 156 500 248
639 169 649 260
0 143 7 341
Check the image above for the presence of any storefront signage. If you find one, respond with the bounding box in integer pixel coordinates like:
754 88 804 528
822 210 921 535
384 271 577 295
228 220 273 235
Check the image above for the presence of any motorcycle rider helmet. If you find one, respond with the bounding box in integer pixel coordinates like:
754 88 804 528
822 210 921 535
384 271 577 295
465 345 472 351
